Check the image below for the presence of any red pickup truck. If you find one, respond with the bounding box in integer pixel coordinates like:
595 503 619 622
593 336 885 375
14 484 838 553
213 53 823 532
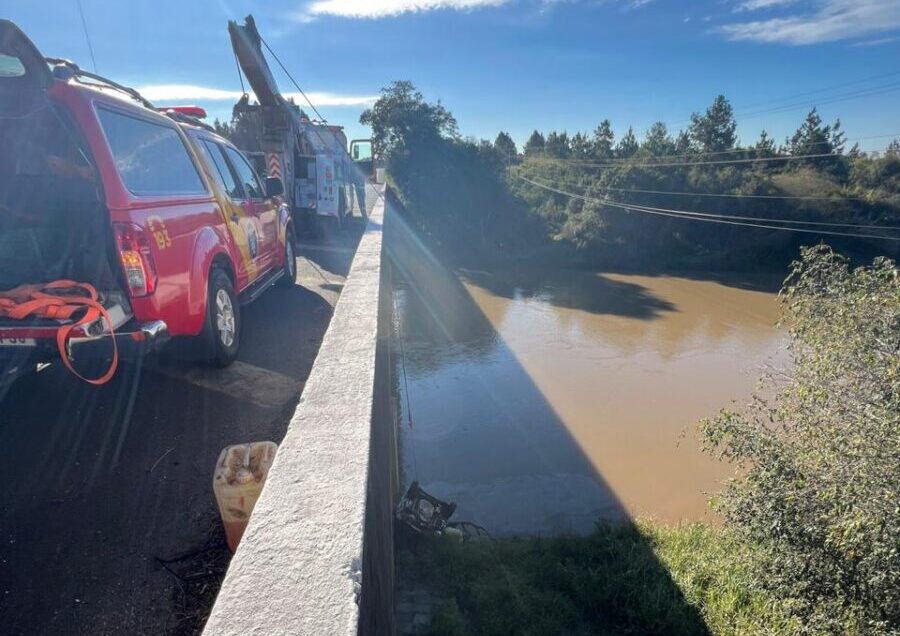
0 21 297 382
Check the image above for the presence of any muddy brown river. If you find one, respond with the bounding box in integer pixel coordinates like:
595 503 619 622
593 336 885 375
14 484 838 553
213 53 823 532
392 264 787 535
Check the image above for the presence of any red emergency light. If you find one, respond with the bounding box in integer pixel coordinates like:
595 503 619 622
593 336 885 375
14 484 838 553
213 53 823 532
160 106 208 119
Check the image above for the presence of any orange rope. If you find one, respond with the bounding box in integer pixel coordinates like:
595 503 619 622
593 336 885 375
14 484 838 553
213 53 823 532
0 280 118 385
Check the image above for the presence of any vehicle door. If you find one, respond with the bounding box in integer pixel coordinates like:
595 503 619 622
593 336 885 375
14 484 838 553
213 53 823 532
222 146 277 273
192 137 258 286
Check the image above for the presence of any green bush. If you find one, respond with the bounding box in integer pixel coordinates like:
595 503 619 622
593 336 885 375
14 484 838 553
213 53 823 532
701 245 900 634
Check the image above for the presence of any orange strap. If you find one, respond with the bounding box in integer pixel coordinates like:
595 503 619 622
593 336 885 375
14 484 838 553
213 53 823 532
0 280 118 385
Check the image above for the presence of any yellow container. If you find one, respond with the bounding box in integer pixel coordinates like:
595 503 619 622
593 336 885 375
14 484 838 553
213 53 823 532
213 441 278 552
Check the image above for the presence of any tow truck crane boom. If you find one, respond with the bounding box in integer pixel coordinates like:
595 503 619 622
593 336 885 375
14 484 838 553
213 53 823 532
227 15 360 229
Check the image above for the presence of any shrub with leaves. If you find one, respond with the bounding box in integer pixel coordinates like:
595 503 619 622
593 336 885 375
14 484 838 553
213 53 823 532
701 245 900 634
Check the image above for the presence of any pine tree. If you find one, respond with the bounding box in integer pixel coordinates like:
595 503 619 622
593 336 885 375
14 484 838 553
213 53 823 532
755 130 776 158
615 127 638 159
674 130 692 155
591 120 615 160
523 130 545 155
494 131 517 160
789 108 832 157
545 131 571 158
688 95 737 153
886 139 900 159
642 122 675 156
569 132 591 160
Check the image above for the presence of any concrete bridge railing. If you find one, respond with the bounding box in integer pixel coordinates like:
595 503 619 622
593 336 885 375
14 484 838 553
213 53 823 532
203 186 397 636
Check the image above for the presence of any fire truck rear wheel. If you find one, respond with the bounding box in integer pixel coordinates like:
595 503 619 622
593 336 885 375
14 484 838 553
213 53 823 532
202 268 241 367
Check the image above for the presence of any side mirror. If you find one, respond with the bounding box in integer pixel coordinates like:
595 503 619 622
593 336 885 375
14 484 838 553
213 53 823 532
265 176 284 198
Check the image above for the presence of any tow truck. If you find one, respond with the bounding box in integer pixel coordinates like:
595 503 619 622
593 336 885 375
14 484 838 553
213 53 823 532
227 15 373 232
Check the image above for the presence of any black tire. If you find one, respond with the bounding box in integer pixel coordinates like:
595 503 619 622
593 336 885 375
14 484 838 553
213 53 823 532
336 190 346 231
277 225 297 288
201 268 241 367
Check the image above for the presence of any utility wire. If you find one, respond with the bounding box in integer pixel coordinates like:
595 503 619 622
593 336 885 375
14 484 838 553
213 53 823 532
738 82 900 120
560 132 900 165
550 148 892 169
517 175 900 241
253 36 386 210
258 35 327 123
75 0 97 73
737 69 900 112
577 183 878 204
233 50 246 96
635 69 900 135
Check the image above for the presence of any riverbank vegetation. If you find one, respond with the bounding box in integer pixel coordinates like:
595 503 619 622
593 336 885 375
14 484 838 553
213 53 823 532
399 247 899 635
411 521 795 636
362 82 900 269
369 83 899 634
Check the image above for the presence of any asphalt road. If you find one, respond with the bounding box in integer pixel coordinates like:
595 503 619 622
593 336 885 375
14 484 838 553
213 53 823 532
0 217 365 635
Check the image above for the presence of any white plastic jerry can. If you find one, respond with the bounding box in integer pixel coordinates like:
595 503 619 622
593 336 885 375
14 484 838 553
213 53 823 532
213 441 278 552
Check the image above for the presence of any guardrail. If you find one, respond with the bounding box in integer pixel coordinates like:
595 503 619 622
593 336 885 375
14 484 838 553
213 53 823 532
203 186 395 636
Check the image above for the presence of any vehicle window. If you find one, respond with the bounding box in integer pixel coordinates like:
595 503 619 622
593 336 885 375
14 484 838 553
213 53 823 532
223 146 263 199
198 139 242 200
0 53 26 78
96 107 206 196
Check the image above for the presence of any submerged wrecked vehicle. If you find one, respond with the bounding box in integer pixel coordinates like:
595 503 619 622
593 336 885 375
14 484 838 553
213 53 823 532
0 20 296 384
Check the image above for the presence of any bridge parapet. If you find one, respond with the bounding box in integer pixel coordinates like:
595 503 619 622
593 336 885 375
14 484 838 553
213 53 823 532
203 185 395 636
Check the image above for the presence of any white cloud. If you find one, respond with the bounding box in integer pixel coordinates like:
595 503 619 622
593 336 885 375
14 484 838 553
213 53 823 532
850 35 899 46
136 84 377 108
296 0 652 20
300 0 509 20
719 0 900 44
733 0 798 13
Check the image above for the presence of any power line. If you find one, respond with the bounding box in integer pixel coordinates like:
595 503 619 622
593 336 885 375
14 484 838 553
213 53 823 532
553 132 900 166
736 69 900 112
516 175 900 241
550 148 891 169
635 69 900 135
738 82 900 121
75 0 97 73
576 183 876 204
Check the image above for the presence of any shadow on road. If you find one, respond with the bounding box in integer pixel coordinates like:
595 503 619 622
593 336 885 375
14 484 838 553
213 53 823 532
0 254 345 635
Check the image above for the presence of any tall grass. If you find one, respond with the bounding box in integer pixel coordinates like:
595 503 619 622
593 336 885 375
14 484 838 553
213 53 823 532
412 521 799 636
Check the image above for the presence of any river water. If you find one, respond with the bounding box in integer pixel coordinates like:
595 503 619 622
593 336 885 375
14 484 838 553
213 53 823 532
392 263 787 535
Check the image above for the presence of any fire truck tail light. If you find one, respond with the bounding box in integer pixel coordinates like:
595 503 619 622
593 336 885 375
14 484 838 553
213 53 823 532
114 223 158 297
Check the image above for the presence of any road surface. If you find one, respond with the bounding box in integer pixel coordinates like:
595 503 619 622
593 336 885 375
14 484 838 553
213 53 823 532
0 217 365 636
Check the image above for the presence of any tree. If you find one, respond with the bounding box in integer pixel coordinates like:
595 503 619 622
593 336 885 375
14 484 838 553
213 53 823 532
788 108 832 157
591 120 615 160
569 132 592 160
494 131 517 161
359 80 457 156
545 131 570 158
887 139 900 159
701 246 900 633
641 122 675 156
689 95 737 153
674 130 692 155
523 130 545 156
754 130 776 158
615 127 638 159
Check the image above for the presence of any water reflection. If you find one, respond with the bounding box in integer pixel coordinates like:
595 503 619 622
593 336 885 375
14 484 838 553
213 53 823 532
390 231 786 533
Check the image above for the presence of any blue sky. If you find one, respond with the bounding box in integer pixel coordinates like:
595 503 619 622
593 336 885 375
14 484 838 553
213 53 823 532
7 0 900 151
